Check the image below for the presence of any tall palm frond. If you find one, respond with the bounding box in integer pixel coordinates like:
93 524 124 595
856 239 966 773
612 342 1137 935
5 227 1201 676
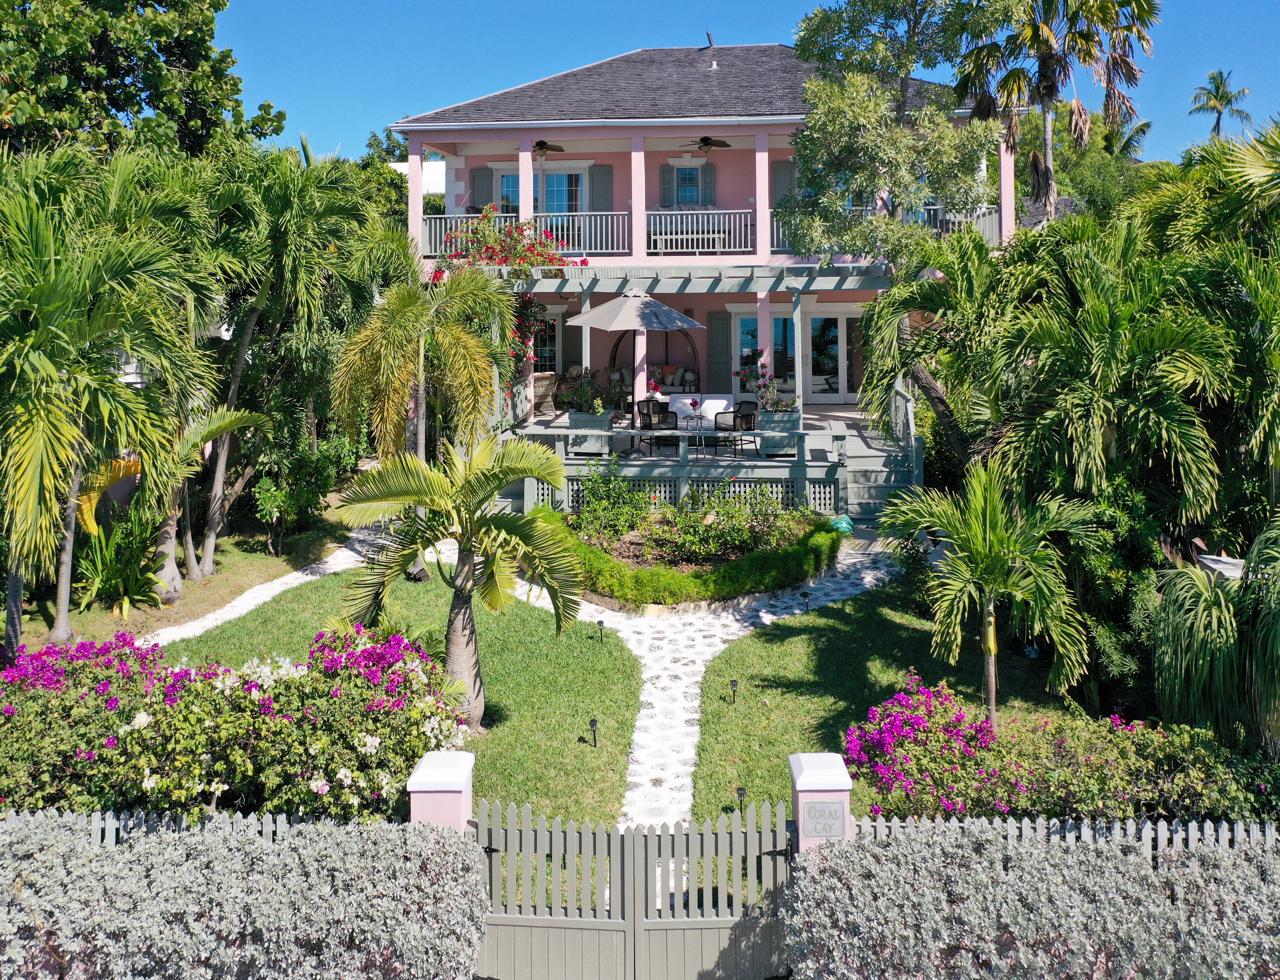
1190 69 1252 139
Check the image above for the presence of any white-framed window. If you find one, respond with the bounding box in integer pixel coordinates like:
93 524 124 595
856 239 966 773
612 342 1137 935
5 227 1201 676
499 174 520 214
532 317 557 373
676 167 700 205
542 172 585 213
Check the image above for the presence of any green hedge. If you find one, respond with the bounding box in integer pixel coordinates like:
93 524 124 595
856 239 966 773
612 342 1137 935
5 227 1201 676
537 508 843 607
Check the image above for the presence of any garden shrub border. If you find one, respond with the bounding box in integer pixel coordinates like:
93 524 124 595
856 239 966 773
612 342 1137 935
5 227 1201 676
537 508 844 608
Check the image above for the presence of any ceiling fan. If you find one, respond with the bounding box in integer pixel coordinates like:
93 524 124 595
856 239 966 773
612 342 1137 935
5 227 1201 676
681 136 731 152
533 139 564 158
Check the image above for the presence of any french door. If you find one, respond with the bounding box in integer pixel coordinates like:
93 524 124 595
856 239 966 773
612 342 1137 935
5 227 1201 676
804 314 863 403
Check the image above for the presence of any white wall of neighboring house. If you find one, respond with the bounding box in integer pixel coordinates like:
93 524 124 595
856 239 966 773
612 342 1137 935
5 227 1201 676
391 159 446 197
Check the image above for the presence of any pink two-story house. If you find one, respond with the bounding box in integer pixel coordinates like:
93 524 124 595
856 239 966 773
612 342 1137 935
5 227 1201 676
392 44 1015 515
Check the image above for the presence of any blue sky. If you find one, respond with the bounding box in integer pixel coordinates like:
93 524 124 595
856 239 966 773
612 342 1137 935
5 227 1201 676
217 0 1278 163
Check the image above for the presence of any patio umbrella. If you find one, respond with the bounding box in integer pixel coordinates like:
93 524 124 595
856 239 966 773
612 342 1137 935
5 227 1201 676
566 289 705 419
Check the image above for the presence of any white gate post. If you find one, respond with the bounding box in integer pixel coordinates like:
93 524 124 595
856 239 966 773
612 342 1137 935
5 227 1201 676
789 753 853 852
406 751 474 832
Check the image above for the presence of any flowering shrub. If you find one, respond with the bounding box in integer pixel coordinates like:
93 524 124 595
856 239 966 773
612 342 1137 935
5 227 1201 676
1 815 487 979
433 204 587 278
846 673 1274 820
733 354 797 411
0 629 463 820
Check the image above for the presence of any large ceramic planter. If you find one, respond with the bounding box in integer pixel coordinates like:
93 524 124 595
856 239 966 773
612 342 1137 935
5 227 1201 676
567 411 613 456
757 410 801 456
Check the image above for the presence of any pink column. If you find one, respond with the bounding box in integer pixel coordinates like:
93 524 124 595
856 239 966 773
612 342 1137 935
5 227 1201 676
998 138 1016 244
407 136 424 266
790 753 853 853
407 750 474 833
630 135 646 260
756 290 773 381
754 131 771 261
518 139 534 221
632 327 648 422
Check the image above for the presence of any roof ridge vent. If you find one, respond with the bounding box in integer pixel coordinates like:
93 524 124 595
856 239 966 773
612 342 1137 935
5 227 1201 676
709 59 718 70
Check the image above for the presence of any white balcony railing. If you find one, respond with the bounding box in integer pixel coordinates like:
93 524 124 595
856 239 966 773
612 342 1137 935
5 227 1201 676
421 213 518 257
646 210 753 255
532 212 629 255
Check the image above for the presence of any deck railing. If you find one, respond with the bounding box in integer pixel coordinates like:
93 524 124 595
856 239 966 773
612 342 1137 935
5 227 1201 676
532 212 629 255
421 213 518 256
646 209 753 255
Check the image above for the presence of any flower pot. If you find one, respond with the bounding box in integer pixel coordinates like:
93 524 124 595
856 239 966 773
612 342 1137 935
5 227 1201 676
567 411 613 456
757 410 801 456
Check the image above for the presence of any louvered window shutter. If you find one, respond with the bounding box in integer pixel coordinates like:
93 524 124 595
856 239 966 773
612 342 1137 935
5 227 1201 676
470 167 493 208
588 165 613 211
700 163 716 207
659 165 675 207
770 160 795 206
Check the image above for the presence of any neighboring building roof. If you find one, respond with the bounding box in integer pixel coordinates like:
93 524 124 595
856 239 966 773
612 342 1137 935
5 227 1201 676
394 45 961 129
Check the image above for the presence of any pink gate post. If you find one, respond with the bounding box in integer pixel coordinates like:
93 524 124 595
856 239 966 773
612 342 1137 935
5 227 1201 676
407 751 474 832
789 753 853 853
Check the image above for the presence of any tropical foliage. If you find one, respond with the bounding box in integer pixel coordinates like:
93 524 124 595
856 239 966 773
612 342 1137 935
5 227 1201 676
1190 68 1252 139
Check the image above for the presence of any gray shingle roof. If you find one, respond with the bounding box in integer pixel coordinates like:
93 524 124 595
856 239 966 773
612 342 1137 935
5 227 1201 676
395 45 958 128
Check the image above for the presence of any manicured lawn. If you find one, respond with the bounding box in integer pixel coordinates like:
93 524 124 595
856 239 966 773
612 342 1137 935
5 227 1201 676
167 571 640 824
691 584 1073 821
24 519 349 646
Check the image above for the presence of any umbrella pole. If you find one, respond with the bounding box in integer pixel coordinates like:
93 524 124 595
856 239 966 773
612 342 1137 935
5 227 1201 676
633 327 648 427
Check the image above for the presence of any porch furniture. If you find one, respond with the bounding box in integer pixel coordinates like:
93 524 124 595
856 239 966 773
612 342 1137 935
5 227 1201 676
713 399 759 457
531 372 558 415
636 399 678 455
680 415 710 458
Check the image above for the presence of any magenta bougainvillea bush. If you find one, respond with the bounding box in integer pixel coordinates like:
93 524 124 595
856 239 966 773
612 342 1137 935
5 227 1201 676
845 672 1280 821
0 628 463 819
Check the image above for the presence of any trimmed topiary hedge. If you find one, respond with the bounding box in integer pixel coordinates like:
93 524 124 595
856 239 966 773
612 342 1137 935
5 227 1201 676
785 828 1280 978
538 508 843 607
0 815 487 979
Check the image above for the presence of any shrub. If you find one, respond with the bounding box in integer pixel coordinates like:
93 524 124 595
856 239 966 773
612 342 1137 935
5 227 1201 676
75 504 164 620
784 828 1280 979
845 674 1275 820
572 458 651 543
544 508 842 607
652 480 811 563
0 815 487 979
0 629 463 819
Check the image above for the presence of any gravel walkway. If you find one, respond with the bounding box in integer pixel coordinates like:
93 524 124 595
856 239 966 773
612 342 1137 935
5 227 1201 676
144 531 896 827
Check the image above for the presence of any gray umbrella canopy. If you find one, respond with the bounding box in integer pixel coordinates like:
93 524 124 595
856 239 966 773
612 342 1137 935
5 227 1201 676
566 289 705 333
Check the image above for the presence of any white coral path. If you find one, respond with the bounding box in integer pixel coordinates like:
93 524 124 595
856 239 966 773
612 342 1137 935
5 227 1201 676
147 530 895 827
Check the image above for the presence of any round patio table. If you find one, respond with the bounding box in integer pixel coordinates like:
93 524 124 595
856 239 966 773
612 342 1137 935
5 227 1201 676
680 415 710 457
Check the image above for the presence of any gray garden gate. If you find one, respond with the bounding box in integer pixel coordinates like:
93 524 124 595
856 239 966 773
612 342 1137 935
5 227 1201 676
469 800 793 980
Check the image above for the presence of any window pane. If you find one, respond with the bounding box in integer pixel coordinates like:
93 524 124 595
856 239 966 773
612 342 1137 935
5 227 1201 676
500 174 519 214
676 167 700 204
772 317 795 392
737 317 759 393
541 173 583 214
845 316 864 393
534 319 557 373
810 316 840 395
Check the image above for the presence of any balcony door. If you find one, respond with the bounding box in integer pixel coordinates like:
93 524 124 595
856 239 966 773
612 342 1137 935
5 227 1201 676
804 314 864 404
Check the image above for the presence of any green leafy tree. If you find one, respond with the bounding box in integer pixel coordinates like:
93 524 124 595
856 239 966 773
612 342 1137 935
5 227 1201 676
995 219 1231 525
956 0 1159 221
795 0 981 120
1190 69 1252 140
1155 517 1280 754
0 0 284 154
337 439 582 727
332 269 515 464
776 73 1000 263
880 461 1096 729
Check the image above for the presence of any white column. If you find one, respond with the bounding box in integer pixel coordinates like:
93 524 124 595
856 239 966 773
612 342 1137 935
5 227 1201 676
998 137 1016 244
792 288 805 415
407 136 424 264
630 135 646 260
518 138 534 221
756 290 772 382
754 131 771 260
580 285 593 375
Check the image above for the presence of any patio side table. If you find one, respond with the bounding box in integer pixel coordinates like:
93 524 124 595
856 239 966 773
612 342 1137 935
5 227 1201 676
680 415 710 458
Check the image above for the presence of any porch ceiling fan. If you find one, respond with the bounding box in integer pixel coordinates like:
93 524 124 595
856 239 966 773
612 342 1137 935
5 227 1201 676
681 136 731 152
533 139 564 159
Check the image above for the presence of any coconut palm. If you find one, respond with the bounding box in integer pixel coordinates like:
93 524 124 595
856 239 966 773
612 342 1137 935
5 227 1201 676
880 461 1096 729
199 141 377 577
332 268 516 463
863 227 1010 466
956 0 1159 221
0 152 209 646
1103 118 1151 159
1155 516 1280 754
995 219 1231 524
1190 69 1252 139
337 438 582 727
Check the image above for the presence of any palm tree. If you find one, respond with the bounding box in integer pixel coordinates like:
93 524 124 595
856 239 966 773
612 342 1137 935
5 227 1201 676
0 150 209 645
332 268 516 463
1155 516 1280 754
996 219 1231 524
956 0 1159 221
879 462 1096 729
1190 69 1252 139
1104 118 1151 159
336 438 582 727
863 227 1008 467
199 142 375 578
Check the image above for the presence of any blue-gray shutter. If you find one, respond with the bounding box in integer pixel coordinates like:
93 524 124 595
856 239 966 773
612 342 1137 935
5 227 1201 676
700 163 716 207
588 165 613 211
470 167 493 209
659 165 675 207
707 311 732 392
770 160 795 206
562 318 581 368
